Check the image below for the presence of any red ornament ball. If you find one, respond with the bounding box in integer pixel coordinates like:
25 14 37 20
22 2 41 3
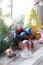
17 27 24 33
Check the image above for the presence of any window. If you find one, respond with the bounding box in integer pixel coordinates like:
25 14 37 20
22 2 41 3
31 19 36 25
0 0 11 17
0 0 35 26
0 0 11 26
13 0 35 19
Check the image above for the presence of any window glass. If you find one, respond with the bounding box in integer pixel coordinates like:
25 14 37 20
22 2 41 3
13 0 35 19
0 0 35 26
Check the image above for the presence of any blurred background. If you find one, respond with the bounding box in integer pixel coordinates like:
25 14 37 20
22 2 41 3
0 0 43 26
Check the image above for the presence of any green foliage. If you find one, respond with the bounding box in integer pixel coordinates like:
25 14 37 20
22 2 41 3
0 0 11 54
0 33 4 43
0 19 11 36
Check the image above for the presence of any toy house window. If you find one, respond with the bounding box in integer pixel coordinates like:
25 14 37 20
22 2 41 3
31 19 36 25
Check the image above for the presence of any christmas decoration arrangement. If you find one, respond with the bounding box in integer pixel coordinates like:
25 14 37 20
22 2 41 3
0 1 43 60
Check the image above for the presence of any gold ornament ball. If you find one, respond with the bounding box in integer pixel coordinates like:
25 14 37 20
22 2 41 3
5 48 14 57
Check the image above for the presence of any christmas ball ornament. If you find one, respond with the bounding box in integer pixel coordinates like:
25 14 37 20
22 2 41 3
35 32 41 40
21 40 32 58
20 32 26 36
24 42 30 50
22 40 31 51
25 28 32 34
5 48 14 57
17 27 24 33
